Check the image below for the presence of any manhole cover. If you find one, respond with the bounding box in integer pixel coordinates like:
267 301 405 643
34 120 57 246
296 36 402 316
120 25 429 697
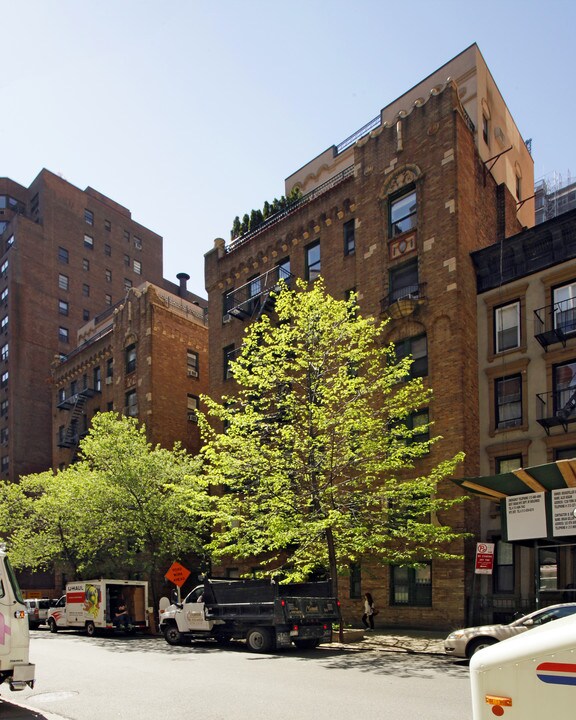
31 691 79 703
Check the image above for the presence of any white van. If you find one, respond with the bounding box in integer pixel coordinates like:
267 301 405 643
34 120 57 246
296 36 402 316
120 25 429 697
470 611 576 719
0 549 35 691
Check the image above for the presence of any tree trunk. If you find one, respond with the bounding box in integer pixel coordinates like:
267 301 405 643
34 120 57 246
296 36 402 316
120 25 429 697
326 527 343 642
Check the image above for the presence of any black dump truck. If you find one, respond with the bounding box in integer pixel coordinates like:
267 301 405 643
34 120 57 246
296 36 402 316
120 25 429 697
158 578 340 652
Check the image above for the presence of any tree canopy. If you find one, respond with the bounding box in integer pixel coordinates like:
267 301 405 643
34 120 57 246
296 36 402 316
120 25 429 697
194 280 466 595
0 413 207 595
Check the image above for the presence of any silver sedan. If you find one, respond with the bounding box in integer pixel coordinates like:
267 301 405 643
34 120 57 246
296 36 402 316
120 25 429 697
444 602 576 658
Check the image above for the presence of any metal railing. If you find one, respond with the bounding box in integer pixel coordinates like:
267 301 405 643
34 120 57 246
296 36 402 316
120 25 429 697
336 115 381 154
228 166 354 253
534 299 576 349
380 283 427 313
537 385 576 431
225 267 295 321
58 324 114 364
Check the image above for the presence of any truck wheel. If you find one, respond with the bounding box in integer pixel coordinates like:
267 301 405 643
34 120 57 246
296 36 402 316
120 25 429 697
164 624 183 646
467 637 497 658
85 621 96 637
293 638 320 650
48 618 58 633
246 627 274 653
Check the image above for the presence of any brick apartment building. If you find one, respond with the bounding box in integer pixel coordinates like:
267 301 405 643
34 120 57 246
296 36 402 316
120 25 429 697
52 277 208 468
467 208 576 622
204 45 534 629
0 169 170 482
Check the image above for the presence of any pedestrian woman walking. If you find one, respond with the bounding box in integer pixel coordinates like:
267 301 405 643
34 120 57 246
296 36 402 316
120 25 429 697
362 592 376 630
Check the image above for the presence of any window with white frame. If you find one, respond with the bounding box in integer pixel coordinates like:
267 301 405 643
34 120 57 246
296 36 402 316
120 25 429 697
59 273 69 291
553 281 576 335
84 234 94 249
495 301 520 353
133 259 142 275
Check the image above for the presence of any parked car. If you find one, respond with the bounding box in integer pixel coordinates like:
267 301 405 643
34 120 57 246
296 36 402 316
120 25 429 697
24 598 53 630
444 602 576 658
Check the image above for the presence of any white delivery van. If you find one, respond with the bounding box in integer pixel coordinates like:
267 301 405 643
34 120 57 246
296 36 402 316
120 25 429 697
0 549 35 691
47 579 148 636
470 611 576 719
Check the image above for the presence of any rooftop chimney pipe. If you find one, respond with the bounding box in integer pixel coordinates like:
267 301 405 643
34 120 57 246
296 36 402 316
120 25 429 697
176 272 190 298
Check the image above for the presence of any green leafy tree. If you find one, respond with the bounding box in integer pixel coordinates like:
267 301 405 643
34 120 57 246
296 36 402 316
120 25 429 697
0 413 207 601
195 280 465 599
249 208 263 232
231 216 242 239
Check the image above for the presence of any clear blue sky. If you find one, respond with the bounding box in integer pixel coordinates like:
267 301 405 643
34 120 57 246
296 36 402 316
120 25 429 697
4 1 575 297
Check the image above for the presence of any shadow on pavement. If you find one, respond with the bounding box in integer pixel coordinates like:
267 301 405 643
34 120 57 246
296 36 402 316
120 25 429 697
30 629 470 680
0 698 51 719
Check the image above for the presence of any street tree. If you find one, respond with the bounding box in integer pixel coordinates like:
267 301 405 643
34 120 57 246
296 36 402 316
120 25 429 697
0 413 207 599
195 279 466 598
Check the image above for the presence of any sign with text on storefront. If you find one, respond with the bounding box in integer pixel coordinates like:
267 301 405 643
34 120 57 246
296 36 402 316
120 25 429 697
475 542 495 575
552 487 576 537
505 492 547 541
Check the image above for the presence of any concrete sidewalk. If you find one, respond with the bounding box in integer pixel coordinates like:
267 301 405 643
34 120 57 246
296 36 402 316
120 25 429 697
327 628 446 655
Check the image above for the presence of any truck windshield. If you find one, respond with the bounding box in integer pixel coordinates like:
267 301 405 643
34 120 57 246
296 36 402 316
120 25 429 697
4 555 25 604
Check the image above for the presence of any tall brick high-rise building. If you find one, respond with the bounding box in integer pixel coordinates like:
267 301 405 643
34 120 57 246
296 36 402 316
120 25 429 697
0 169 167 481
204 45 534 628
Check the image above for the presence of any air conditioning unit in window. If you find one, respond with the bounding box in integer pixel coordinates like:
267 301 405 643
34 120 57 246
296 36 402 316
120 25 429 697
105 376 113 385
187 368 199 378
187 412 198 423
222 314 232 324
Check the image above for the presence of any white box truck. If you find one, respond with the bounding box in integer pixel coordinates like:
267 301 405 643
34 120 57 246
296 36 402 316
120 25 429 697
0 549 35 691
470 611 576 719
47 579 148 636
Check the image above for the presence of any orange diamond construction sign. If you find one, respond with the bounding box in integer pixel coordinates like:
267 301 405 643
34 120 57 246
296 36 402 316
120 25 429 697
165 561 191 587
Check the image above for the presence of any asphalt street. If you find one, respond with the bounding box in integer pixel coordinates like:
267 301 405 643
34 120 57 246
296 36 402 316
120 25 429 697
1 629 471 720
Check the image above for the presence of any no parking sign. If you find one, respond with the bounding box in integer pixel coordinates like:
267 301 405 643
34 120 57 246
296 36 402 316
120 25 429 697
475 542 495 575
